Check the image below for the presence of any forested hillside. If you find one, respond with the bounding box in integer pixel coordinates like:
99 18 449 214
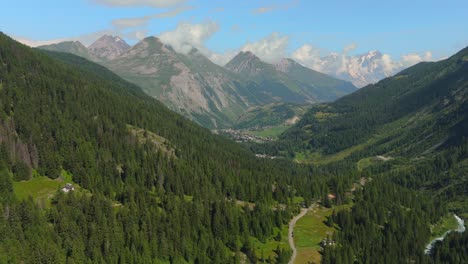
280 47 468 155
273 46 468 263
0 32 341 263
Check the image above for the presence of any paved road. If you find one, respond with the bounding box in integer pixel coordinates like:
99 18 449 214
288 204 315 264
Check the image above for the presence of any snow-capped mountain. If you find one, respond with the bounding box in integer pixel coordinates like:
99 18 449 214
313 51 403 88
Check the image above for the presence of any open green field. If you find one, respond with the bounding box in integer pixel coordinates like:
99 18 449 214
13 170 79 208
247 125 289 139
294 204 351 264
357 157 375 171
430 214 460 241
252 226 290 261
294 140 369 165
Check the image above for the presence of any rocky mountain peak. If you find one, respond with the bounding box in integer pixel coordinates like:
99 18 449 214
88 35 130 60
225 51 264 75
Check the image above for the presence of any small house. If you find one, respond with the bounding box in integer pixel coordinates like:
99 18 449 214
62 183 75 193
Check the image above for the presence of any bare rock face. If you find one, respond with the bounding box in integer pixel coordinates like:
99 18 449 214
225 51 263 77
105 37 253 128
88 35 130 60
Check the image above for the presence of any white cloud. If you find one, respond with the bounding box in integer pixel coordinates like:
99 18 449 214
401 51 432 67
252 0 298 14
291 43 436 87
14 5 194 48
112 6 194 29
291 44 323 70
379 54 396 75
93 0 186 8
158 21 219 54
343 43 357 53
241 33 289 63
157 26 288 65
252 6 276 14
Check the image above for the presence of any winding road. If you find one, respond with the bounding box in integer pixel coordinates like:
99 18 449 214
288 204 315 264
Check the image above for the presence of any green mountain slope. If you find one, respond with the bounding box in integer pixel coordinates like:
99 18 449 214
275 58 357 102
281 47 468 157
274 46 468 263
275 46 468 217
234 102 310 129
38 40 94 61
0 32 330 263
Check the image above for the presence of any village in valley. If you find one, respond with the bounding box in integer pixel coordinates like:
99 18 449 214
213 128 276 143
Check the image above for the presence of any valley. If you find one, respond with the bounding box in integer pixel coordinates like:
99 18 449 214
1 3 467 263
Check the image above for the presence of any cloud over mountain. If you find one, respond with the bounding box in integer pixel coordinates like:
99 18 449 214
291 44 434 87
159 21 219 54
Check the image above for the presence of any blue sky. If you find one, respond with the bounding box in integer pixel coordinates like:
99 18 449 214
2 0 468 65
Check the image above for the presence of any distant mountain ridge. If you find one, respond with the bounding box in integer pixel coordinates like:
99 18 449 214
274 58 357 101
39 35 357 128
225 51 357 104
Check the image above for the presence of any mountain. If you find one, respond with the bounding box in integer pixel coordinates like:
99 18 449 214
317 50 398 87
39 36 356 129
276 47 468 262
40 36 260 128
103 37 264 128
275 58 357 101
225 51 357 104
87 34 130 60
0 32 330 263
281 47 468 157
233 102 310 129
38 40 94 60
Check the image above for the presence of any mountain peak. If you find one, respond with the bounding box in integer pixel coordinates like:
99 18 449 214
142 36 162 43
275 58 297 72
38 40 93 60
225 50 264 74
88 34 130 60
238 50 259 60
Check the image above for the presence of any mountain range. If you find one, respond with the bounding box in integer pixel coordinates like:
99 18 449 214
318 50 395 88
39 35 356 128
